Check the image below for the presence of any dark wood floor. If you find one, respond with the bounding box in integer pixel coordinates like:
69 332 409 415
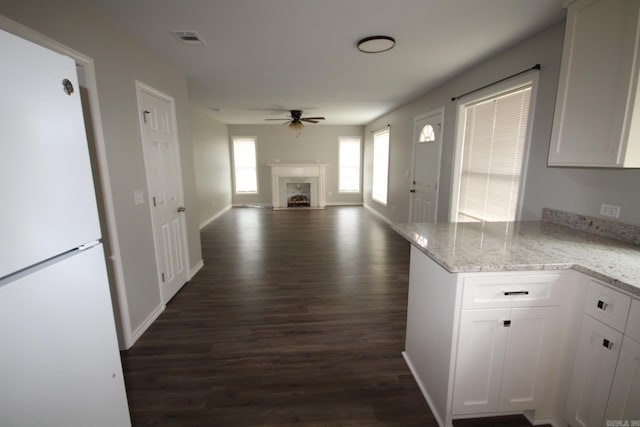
121 207 539 427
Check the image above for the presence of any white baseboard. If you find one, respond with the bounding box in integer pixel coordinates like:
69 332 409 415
127 303 165 349
402 351 447 427
199 205 232 229
363 203 393 225
189 259 204 280
232 203 272 208
325 202 363 206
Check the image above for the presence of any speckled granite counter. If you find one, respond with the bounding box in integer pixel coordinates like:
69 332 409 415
392 220 640 297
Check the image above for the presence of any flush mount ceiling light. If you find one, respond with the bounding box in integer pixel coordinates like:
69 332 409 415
356 35 396 53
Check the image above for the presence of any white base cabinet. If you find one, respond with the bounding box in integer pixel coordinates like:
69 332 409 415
404 249 640 427
565 278 639 427
606 336 640 421
565 314 623 427
605 299 640 421
452 307 560 415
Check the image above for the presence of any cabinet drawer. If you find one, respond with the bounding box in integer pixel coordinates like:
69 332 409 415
461 272 564 309
626 299 640 342
584 279 631 332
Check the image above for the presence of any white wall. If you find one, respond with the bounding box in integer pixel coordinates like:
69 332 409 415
0 0 203 346
228 124 364 206
191 107 233 227
365 20 640 226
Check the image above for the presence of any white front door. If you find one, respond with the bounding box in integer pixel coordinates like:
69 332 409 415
409 110 443 223
137 83 188 304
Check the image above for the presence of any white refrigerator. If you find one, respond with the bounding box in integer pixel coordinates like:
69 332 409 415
0 29 131 426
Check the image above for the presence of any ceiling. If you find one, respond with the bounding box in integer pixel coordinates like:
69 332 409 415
89 0 566 125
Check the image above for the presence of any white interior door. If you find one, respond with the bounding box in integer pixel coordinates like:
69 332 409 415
410 110 443 223
137 83 188 304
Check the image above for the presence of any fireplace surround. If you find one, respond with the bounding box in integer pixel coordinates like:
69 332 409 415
269 163 326 209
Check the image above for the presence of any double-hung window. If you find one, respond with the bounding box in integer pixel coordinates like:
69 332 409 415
232 137 258 194
452 72 537 222
338 137 361 193
372 129 390 205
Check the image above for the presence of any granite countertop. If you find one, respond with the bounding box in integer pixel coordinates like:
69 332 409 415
392 220 640 297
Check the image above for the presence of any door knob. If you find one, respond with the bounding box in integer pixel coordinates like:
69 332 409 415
177 206 186 212
409 189 416 193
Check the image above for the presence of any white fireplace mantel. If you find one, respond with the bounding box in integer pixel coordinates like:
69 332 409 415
269 163 327 209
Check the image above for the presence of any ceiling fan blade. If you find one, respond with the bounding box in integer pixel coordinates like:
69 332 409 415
301 119 319 123
302 117 325 120
265 118 290 121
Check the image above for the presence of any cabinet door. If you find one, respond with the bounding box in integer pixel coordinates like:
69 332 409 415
499 307 560 412
452 309 510 415
605 336 640 420
566 314 623 427
548 0 640 167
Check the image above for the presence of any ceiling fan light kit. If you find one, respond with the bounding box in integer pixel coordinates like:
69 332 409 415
289 121 304 130
356 35 396 54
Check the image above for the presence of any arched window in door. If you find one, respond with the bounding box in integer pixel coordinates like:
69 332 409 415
419 124 436 143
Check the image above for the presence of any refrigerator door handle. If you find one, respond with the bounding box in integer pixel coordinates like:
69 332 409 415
78 240 100 251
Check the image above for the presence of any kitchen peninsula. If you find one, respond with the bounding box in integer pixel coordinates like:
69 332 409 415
392 209 640 427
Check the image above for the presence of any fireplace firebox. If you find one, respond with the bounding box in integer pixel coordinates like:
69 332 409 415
286 183 311 207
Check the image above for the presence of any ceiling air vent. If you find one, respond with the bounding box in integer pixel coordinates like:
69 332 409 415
170 30 206 46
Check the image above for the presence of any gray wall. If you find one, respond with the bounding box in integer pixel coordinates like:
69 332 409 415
191 107 233 227
0 0 203 342
228 124 364 206
364 20 640 226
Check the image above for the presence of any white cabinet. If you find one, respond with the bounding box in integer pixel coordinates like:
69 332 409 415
606 336 640 421
548 0 640 167
452 273 564 416
565 314 623 427
565 278 639 427
453 307 559 415
452 309 509 414
605 299 640 420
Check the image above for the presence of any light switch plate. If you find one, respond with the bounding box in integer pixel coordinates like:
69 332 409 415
600 204 620 219
134 189 144 206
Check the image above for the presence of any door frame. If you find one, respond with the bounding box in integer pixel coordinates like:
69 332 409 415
0 15 133 348
409 107 444 223
135 81 190 304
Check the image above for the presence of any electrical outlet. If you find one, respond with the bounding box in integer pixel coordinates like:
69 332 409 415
600 204 621 219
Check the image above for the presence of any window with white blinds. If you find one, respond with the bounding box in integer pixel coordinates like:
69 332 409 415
455 84 534 222
372 129 390 205
339 137 361 193
232 137 258 193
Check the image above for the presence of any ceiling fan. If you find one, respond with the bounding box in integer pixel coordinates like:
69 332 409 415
265 110 325 129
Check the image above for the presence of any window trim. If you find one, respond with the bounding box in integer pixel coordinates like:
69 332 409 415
449 70 539 222
231 136 258 195
338 136 362 194
372 128 390 206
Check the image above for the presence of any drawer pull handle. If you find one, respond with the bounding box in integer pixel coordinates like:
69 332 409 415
503 320 511 327
597 300 608 310
503 291 529 296
603 339 613 350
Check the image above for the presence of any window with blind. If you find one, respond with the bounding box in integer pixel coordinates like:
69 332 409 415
372 129 390 205
453 77 536 222
339 137 361 193
232 137 258 193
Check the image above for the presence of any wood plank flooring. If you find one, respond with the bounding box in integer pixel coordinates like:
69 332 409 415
121 207 434 426
120 207 539 426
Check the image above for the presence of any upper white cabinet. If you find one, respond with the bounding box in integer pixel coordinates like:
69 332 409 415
548 0 640 167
